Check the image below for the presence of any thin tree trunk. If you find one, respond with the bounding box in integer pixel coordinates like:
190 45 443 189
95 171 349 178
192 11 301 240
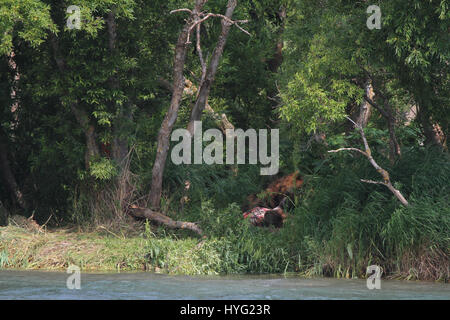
187 0 237 134
70 103 101 169
0 128 27 210
267 5 286 73
106 10 130 169
387 116 400 160
364 90 401 162
8 51 20 130
357 80 373 128
0 200 9 226
50 34 100 170
149 5 201 209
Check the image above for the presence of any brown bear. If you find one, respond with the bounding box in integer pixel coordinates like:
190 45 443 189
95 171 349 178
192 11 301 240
243 171 303 211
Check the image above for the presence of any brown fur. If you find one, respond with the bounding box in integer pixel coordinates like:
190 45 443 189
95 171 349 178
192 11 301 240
243 172 303 211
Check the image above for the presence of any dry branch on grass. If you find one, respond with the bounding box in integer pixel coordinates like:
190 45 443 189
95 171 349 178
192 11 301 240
329 116 409 206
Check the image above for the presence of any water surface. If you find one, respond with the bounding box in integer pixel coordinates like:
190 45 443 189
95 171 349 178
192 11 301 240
0 270 448 300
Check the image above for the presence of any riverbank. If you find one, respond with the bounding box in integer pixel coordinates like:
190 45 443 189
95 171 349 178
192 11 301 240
0 223 448 282
0 224 224 274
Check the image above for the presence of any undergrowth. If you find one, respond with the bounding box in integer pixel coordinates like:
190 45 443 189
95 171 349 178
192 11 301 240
0 148 448 281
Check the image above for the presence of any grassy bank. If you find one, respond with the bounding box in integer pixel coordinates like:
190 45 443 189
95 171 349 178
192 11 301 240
0 224 227 274
0 198 448 281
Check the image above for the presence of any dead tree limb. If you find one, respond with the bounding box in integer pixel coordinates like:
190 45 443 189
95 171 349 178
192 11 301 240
329 117 409 206
129 205 203 236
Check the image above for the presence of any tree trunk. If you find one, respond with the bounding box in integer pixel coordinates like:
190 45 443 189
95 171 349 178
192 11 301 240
357 80 373 128
0 200 9 226
149 0 243 208
50 34 100 170
364 89 401 162
8 51 20 130
0 128 27 210
267 5 286 73
106 10 131 170
149 7 200 209
387 116 401 161
70 103 101 169
187 0 237 134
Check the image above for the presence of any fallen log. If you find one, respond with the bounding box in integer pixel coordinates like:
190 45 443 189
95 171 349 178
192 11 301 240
129 205 203 236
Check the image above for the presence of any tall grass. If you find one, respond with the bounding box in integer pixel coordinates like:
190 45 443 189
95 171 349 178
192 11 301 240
267 147 450 280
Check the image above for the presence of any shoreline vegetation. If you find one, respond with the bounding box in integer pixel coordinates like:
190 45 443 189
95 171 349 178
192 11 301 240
0 224 448 282
1 149 449 283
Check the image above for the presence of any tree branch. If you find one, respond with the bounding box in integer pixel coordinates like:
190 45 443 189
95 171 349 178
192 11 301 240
328 147 367 156
171 2 250 44
360 179 385 185
329 118 409 206
364 95 389 118
185 13 249 43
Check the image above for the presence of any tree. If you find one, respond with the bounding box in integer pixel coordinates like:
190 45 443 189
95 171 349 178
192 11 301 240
0 0 56 214
149 0 249 209
279 0 449 149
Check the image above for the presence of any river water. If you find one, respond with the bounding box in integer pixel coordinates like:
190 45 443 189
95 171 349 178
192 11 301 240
0 270 448 300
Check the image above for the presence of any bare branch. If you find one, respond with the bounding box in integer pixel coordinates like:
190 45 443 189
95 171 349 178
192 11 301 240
186 13 249 43
360 179 385 185
170 8 193 14
328 147 367 156
329 116 409 206
345 115 357 127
